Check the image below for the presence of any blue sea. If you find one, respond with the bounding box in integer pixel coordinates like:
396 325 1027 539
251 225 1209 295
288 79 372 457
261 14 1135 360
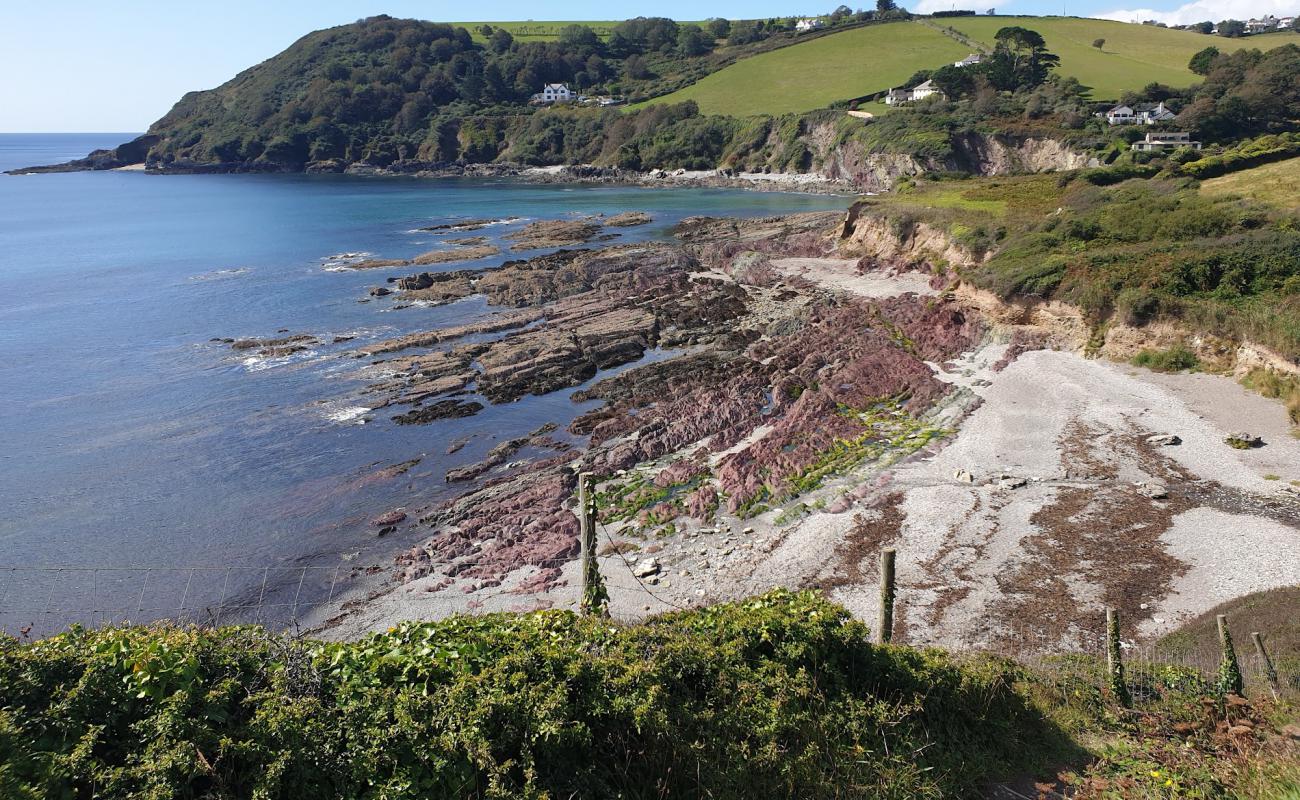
0 133 847 630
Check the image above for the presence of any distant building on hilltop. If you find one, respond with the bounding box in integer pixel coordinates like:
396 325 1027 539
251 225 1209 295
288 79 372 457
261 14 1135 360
795 18 826 32
1132 131 1201 152
954 53 983 67
532 83 574 104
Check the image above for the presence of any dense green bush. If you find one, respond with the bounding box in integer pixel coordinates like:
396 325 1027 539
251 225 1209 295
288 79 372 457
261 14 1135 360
1132 344 1201 372
1176 132 1300 180
0 590 1073 799
951 175 1300 355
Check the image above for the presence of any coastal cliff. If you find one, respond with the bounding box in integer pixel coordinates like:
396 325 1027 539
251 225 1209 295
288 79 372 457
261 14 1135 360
7 16 1094 190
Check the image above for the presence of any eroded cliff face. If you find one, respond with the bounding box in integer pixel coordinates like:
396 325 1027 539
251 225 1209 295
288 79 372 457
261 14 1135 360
791 122 1097 193
836 206 1300 378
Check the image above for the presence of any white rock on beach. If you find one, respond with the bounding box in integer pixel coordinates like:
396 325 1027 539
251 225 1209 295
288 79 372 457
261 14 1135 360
632 558 660 578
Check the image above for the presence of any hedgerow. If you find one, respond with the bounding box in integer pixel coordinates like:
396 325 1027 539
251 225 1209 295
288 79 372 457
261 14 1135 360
0 590 1074 799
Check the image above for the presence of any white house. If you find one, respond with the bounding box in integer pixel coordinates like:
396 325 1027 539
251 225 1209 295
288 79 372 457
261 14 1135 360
1104 104 1137 125
911 79 942 101
884 88 912 106
1104 101 1176 126
533 83 574 104
885 80 944 106
1141 101 1177 124
954 53 983 67
1246 16 1280 33
1132 131 1201 152
795 18 826 32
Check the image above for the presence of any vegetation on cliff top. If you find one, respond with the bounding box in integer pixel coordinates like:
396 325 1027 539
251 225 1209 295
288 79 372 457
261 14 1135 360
866 164 1300 357
3 589 1296 798
1 590 1078 798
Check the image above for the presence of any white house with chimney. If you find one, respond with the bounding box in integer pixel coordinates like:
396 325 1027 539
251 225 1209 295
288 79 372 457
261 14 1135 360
532 83 575 104
795 18 826 31
885 79 944 106
1103 101 1176 126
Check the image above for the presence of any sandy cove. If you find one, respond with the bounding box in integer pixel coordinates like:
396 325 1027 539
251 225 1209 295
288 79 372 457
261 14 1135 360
304 213 1300 649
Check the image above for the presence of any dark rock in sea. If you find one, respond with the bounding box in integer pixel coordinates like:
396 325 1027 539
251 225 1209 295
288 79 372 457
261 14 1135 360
603 211 652 227
504 219 602 251
372 510 407 526
368 287 391 297
229 333 320 357
391 399 484 425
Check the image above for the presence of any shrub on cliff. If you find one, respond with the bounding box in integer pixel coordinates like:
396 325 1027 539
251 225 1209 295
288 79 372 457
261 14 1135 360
0 590 1074 799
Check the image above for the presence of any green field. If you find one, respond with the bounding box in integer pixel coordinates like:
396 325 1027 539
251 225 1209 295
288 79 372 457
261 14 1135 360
1201 155 1300 210
946 16 1300 99
639 21 969 116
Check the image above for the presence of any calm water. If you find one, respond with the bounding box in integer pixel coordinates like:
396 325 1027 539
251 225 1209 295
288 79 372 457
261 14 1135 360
0 133 846 629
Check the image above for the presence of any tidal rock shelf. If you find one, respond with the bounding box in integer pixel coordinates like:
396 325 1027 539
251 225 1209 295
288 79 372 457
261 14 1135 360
307 210 1001 635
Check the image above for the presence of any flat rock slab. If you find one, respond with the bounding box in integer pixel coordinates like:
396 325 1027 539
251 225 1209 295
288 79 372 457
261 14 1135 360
769 257 937 299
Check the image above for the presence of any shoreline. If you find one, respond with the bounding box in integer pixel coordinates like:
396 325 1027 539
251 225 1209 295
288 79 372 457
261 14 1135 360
8 158 861 195
301 212 1300 650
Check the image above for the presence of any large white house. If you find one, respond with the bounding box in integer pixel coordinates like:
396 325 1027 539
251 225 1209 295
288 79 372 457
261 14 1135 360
532 83 575 104
795 18 826 32
1103 101 1176 126
1132 131 1202 152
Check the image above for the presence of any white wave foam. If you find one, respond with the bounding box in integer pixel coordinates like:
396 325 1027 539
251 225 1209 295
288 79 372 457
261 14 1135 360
241 349 319 372
320 252 374 271
325 405 371 424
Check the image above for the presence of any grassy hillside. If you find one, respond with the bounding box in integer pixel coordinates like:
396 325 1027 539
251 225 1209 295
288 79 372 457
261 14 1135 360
1202 155 1300 210
639 21 969 116
945 16 1300 99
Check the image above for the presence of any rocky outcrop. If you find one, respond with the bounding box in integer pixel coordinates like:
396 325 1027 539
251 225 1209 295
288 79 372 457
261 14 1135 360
504 219 603 251
229 333 319 357
6 134 159 174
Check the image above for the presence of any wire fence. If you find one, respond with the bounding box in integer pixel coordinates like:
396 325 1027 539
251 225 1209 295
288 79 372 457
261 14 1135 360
2 556 1294 706
0 557 586 639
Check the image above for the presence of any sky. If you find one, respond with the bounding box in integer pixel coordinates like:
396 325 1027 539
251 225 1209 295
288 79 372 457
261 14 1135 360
2 0 1292 131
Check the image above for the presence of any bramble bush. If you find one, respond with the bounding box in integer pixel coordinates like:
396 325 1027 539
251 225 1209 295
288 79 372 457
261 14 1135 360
0 590 1077 799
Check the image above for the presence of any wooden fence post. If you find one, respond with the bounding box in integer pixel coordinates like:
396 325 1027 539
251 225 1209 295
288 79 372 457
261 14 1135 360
577 472 607 616
1106 608 1132 708
1217 614 1244 697
1251 631 1279 701
877 548 896 644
